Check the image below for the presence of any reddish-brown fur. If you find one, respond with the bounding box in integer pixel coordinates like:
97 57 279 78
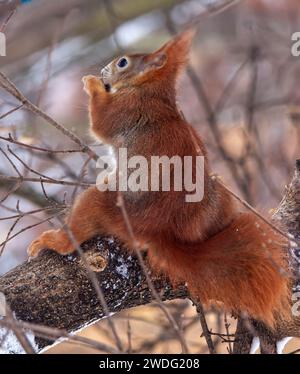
28 30 291 326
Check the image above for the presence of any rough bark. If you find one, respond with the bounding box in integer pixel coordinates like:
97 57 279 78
0 238 187 353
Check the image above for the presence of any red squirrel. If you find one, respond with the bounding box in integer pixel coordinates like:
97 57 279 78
28 30 291 326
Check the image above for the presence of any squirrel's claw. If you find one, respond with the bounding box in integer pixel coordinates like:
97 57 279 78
82 75 105 96
27 229 74 258
27 230 58 257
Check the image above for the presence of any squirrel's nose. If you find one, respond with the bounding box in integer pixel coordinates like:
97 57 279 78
100 65 111 77
100 65 111 86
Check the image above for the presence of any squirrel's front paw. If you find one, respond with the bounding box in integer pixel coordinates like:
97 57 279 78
82 75 104 96
27 229 73 258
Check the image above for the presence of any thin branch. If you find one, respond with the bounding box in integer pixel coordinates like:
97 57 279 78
0 72 98 161
0 174 92 187
0 319 120 354
192 298 215 354
0 134 84 154
0 104 24 120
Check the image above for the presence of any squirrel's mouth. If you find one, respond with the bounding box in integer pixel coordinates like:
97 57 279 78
100 77 111 93
99 75 111 92
104 83 111 92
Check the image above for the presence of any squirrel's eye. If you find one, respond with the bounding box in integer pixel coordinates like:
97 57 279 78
117 57 128 69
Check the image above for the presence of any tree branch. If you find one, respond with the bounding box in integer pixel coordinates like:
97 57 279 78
0 238 187 353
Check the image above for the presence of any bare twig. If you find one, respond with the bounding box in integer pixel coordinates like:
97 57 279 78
192 298 215 354
0 319 120 354
0 72 98 161
0 174 92 187
0 134 84 154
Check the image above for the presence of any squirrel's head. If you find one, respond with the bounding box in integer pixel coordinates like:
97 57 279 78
100 29 195 93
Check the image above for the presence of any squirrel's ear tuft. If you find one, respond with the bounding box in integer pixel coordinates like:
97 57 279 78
162 28 195 57
150 28 195 77
147 28 195 78
142 29 195 80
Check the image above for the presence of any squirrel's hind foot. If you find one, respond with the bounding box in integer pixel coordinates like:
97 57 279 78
28 229 75 257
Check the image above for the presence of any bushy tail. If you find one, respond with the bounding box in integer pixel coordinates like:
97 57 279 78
148 212 291 326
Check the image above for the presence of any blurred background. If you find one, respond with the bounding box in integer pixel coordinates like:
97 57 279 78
0 0 299 354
